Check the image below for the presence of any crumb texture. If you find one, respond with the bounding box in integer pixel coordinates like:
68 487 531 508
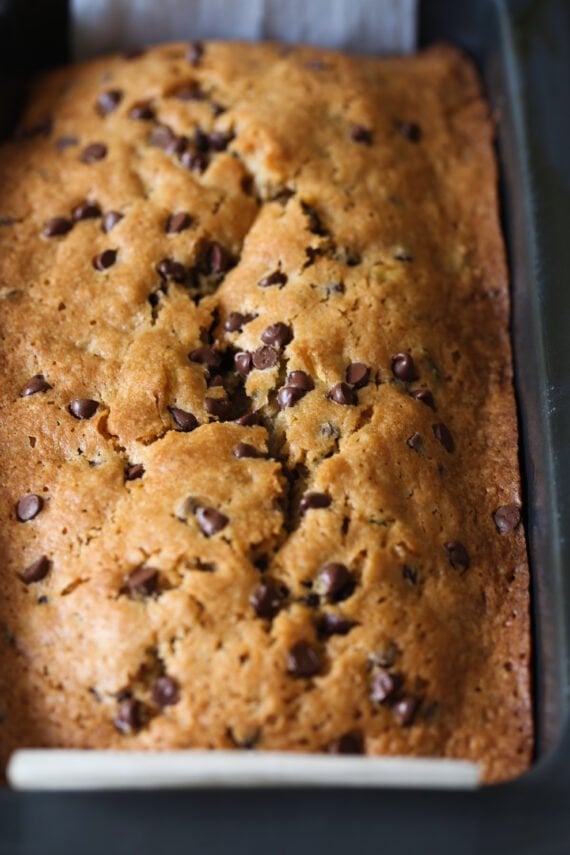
0 41 531 782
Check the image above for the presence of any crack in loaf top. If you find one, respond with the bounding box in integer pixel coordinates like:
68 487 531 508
0 40 531 782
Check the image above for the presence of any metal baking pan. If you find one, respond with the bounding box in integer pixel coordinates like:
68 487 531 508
1 0 569 851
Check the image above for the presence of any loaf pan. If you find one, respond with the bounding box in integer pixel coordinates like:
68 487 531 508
0 0 569 852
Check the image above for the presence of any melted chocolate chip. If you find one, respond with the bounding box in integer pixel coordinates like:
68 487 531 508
42 217 72 238
287 641 322 678
93 249 117 270
328 382 357 406
125 463 144 481
114 698 143 734
391 352 418 382
233 442 265 459
157 257 187 283
196 506 229 536
180 150 208 173
350 124 373 144
80 142 107 163
299 492 330 514
444 541 470 571
149 125 176 150
97 89 123 116
128 101 155 120
235 411 262 426
127 566 159 596
72 200 102 221
68 398 99 420
205 242 232 275
328 732 364 754
493 504 521 533
20 374 51 397
397 121 422 142
16 494 43 522
20 556 51 585
189 346 221 369
250 579 286 618
261 322 293 349
432 422 454 453
172 81 204 101
258 270 287 288
225 311 255 332
252 346 278 371
102 211 123 233
235 351 253 376
187 41 204 66
287 371 314 391
152 676 180 707
208 131 233 151
55 135 79 150
277 386 306 409
204 396 233 420
345 363 370 388
317 613 357 638
370 669 399 704
314 562 354 601
165 211 192 234
393 695 419 726
410 389 435 410
406 432 422 453
168 406 198 432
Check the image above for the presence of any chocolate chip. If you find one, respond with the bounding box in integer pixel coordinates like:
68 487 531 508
301 203 327 236
410 389 435 410
370 669 399 704
317 613 356 639
287 371 314 391
445 541 470 571
261 322 293 349
20 374 51 397
299 492 330 514
125 463 144 481
93 249 117 270
402 565 418 585
235 351 253 376
287 641 322 678
102 211 123 233
194 129 210 154
252 346 278 371
328 382 357 406
277 386 306 409
406 432 422 453
314 562 354 601
345 363 370 388
189 346 221 369
114 698 143 734
208 131 233 151
299 593 320 608
72 200 101 221
172 82 204 101
432 422 454 453
234 411 262 426
391 352 418 382
350 124 373 144
152 676 179 707
80 142 107 163
55 136 79 150
233 442 265 459
187 41 204 66
20 556 51 585
68 398 99 420
128 101 155 120
258 270 287 288
16 494 43 522
393 696 419 726
37 595 49 605
205 396 233 420
196 506 229 536
250 579 286 618
328 732 364 754
168 406 198 432
180 150 208 173
493 504 521 533
397 121 422 142
149 125 176 150
225 312 255 332
127 566 159 596
205 242 232 275
156 257 187 283
165 212 192 234
97 89 122 116
42 217 72 238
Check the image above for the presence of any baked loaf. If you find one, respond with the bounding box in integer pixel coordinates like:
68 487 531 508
0 41 531 782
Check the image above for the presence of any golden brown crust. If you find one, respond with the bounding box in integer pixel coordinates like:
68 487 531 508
0 41 531 782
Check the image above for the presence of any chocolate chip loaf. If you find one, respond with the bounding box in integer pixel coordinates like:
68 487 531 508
0 41 532 782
